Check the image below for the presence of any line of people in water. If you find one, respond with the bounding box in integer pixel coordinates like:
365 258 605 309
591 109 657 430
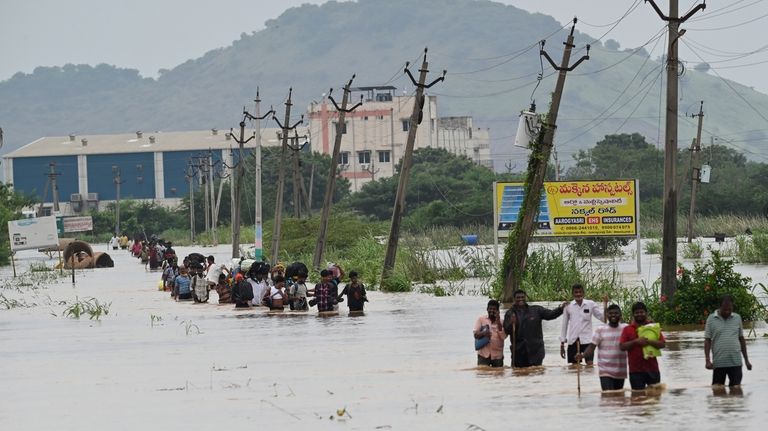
123 239 369 314
474 284 752 391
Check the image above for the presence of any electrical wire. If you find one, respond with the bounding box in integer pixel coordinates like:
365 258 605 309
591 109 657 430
682 38 768 125
687 10 768 31
688 0 761 22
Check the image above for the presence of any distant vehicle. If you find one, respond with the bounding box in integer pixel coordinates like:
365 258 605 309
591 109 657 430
21 210 36 219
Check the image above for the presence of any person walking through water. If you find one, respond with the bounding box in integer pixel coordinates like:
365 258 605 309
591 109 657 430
337 271 368 312
503 289 567 368
474 299 505 367
705 295 752 387
577 304 628 391
620 302 666 390
560 284 607 365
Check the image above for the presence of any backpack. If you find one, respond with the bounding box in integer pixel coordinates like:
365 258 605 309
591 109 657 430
232 279 254 304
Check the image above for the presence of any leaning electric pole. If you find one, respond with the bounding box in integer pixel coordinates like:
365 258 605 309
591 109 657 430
687 101 704 243
381 48 445 283
313 75 363 269
230 113 254 259
646 0 706 299
501 19 590 302
271 89 303 264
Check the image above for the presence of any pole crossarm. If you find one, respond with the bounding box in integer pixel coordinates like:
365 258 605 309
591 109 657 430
381 48 446 281
645 0 706 22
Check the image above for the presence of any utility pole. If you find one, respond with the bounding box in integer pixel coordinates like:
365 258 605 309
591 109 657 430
501 19 590 302
687 101 704 243
230 117 253 259
272 89 304 264
40 162 62 216
247 89 274 262
208 152 218 245
186 160 196 243
646 0 706 299
112 165 124 235
313 75 363 269
381 48 445 282
200 157 210 234
288 131 310 218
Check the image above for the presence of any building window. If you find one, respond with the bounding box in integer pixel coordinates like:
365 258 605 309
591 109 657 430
358 151 371 164
339 152 349 165
377 115 384 120
378 151 391 163
401 119 410 132
334 121 348 134
364 116 369 121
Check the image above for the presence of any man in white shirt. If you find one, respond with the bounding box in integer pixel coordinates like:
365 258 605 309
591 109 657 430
560 283 607 365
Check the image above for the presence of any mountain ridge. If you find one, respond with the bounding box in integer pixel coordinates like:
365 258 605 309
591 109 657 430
2 0 767 168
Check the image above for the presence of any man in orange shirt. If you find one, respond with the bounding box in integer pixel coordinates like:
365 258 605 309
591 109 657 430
474 299 505 367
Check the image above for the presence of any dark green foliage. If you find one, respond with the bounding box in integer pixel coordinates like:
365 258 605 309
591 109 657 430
4 0 768 170
348 147 496 228
643 252 766 325
569 237 628 257
567 135 768 219
87 200 185 241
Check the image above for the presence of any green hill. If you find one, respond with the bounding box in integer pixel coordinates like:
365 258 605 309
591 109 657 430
2 0 767 167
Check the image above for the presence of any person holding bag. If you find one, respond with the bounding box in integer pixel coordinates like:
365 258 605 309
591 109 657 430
474 299 505 367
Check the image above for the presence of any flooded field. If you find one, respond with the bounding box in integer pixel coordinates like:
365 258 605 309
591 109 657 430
1 241 767 430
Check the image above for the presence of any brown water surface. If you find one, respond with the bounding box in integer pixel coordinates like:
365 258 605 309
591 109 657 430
0 245 766 430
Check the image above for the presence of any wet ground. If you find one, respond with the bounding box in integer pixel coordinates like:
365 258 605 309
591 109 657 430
1 240 766 430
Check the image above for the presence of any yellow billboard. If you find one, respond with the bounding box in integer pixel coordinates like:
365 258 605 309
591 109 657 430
494 180 638 237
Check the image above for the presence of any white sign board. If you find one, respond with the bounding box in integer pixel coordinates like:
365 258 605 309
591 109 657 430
63 216 93 233
8 216 60 252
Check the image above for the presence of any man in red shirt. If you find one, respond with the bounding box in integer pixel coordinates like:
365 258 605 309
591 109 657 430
620 302 666 390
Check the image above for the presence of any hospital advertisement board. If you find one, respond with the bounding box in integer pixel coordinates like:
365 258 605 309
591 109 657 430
494 180 638 238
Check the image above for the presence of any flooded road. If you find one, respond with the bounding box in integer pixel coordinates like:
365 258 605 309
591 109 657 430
1 244 766 430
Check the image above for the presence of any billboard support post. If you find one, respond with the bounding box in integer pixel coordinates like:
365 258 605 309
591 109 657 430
11 251 16 278
635 181 642 274
493 181 500 264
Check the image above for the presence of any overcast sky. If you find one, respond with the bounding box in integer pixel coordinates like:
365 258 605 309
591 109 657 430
1 0 766 92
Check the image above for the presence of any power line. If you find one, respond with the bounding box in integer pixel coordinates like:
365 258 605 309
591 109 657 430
682 38 768 125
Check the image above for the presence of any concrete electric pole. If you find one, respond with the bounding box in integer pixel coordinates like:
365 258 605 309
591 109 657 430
246 89 274 262
381 48 445 284
271 89 303 264
112 165 124 235
501 19 590 302
313 75 363 269
645 0 706 299
687 101 704 243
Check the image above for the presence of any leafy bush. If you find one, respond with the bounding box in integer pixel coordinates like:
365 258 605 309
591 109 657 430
682 240 704 259
643 252 765 325
644 239 662 255
569 237 627 257
380 271 412 292
492 247 621 301
734 232 768 263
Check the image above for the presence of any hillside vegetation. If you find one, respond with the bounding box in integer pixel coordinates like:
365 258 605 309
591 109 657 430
2 0 768 167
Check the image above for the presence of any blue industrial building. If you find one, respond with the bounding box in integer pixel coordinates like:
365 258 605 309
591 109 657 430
2 128 288 215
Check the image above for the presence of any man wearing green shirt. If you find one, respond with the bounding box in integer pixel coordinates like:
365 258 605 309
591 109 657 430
704 295 753 386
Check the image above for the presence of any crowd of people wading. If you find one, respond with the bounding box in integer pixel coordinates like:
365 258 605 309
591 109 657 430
122 236 368 315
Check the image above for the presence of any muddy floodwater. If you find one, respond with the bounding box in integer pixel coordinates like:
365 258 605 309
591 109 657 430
1 242 767 430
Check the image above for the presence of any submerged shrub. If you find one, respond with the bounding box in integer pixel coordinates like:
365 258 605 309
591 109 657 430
644 239 663 255
643 252 765 325
569 237 627 257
